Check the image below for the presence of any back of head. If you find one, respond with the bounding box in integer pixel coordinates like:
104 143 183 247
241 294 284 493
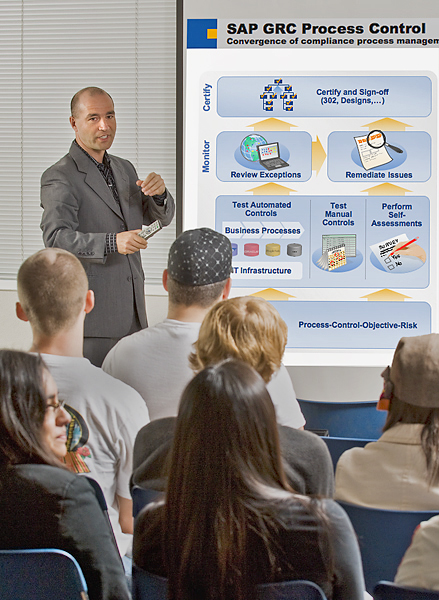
0 350 60 468
190 296 288 382
382 334 439 425
166 227 232 308
17 248 88 336
381 334 439 485
166 359 290 600
383 334 439 411
169 359 286 497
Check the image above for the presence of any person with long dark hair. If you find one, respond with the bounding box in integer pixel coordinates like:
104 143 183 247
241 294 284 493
133 360 365 600
336 334 439 509
0 350 130 600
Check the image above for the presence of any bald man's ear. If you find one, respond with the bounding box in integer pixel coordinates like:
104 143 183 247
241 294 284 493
162 269 169 292
85 289 95 314
16 302 29 322
69 115 77 131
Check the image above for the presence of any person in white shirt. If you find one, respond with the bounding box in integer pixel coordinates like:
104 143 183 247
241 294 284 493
103 228 304 428
102 227 233 421
16 247 150 556
335 334 439 510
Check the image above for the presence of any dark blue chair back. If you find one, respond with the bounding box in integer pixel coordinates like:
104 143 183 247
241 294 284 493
257 579 328 599
338 501 439 594
132 565 327 600
84 476 121 559
298 399 386 439
374 580 439 600
132 566 167 600
131 485 162 518
0 548 88 600
321 436 373 471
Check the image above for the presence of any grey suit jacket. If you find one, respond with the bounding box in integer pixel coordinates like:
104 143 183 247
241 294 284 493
40 142 175 338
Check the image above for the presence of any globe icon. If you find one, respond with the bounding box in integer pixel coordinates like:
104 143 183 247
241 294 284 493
240 134 268 162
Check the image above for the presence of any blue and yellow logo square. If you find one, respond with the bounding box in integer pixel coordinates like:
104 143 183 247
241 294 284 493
187 19 217 48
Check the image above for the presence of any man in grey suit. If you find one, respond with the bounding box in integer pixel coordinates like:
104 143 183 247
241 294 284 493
40 86 175 366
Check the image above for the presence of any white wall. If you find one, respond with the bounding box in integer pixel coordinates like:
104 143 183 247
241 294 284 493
0 290 169 351
0 290 32 350
288 365 383 403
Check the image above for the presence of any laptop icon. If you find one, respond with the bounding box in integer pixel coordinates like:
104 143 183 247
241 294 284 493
257 142 289 170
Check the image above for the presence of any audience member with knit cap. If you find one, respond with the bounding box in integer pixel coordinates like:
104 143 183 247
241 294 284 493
103 227 233 420
117 229 333 498
335 334 439 509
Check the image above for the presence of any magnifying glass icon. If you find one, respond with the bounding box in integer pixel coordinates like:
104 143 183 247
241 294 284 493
367 130 403 154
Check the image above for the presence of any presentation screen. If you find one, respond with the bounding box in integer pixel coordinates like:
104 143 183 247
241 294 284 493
178 0 439 367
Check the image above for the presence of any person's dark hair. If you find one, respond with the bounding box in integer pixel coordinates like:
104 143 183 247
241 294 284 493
0 350 64 468
164 359 331 600
167 276 227 308
71 86 113 117
383 396 439 486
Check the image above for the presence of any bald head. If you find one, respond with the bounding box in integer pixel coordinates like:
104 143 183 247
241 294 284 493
70 87 113 118
17 249 89 336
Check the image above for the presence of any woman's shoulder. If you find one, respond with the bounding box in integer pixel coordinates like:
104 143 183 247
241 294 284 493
7 464 95 499
273 494 349 524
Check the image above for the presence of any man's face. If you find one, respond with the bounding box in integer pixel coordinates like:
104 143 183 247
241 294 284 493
69 92 116 161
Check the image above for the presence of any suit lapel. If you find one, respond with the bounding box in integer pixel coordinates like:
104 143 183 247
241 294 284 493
110 157 130 223
69 142 125 221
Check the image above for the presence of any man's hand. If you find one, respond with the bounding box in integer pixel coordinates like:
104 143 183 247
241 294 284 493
116 230 148 255
136 172 166 197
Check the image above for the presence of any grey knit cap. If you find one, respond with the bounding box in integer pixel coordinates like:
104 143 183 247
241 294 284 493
381 334 439 407
167 228 232 286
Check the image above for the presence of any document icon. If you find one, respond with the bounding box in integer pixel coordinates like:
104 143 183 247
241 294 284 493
354 134 393 171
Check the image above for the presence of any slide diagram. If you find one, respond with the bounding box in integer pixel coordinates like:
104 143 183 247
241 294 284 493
216 195 430 289
217 75 432 117
273 300 431 350
327 130 431 181
216 131 311 181
193 70 435 349
184 6 439 351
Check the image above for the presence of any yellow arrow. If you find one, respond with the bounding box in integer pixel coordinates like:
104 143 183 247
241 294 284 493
362 118 412 131
247 118 297 131
251 288 295 301
361 183 412 196
246 183 296 195
312 136 326 175
361 289 411 301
